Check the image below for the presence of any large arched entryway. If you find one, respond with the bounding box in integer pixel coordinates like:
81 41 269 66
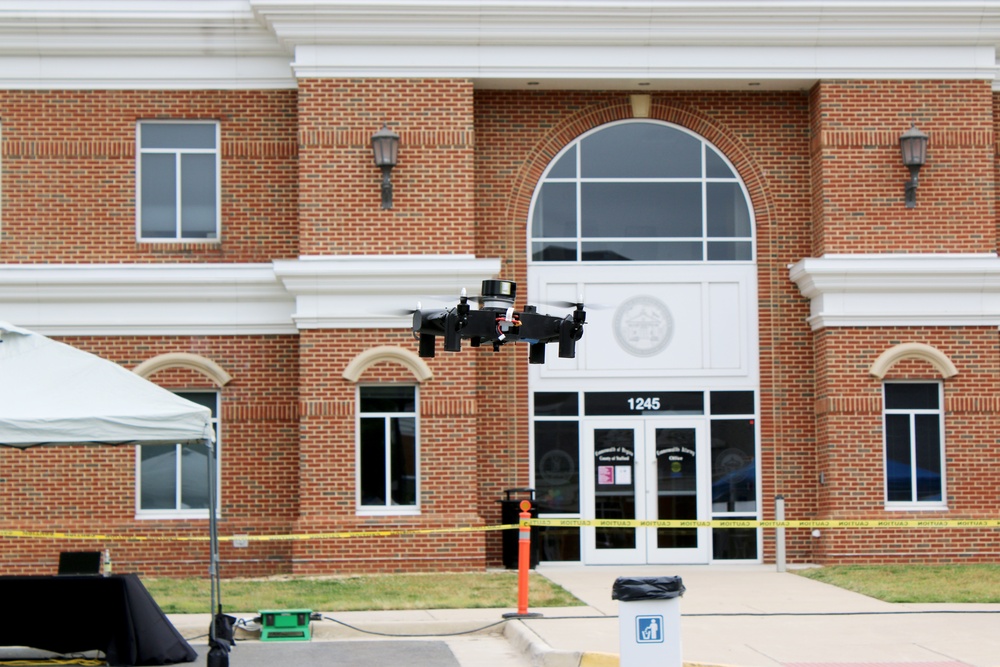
527 120 761 565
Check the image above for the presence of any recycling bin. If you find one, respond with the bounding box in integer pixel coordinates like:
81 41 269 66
612 576 684 667
498 488 540 569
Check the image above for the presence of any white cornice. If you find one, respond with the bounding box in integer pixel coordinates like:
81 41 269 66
0 264 296 336
0 256 500 335
789 254 1000 330
254 1 1000 48
272 254 501 329
291 44 995 87
0 1 999 89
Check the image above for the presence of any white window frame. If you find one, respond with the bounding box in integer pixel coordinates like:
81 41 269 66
135 391 220 519
356 384 420 516
528 119 755 264
883 381 947 511
136 120 221 242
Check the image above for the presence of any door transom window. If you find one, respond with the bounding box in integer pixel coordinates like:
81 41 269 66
530 120 753 263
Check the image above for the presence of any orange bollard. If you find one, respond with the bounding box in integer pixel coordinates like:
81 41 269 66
503 499 542 619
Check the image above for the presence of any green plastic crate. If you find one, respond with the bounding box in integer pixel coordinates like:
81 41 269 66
259 609 312 642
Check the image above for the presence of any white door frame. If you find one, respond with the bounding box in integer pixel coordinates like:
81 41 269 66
581 418 710 565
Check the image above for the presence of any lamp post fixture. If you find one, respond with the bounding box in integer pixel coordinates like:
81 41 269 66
371 123 400 210
899 123 928 208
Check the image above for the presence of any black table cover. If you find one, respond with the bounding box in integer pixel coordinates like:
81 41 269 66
0 574 197 665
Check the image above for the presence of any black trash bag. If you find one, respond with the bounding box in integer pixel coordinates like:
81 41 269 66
611 576 685 602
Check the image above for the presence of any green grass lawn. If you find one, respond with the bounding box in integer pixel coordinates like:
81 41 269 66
144 572 584 614
793 564 1000 603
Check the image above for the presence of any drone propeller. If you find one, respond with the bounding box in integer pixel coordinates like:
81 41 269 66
538 298 612 311
384 307 421 316
544 299 584 309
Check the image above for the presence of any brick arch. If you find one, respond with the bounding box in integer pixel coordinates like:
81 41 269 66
870 343 958 380
505 97 776 238
133 352 232 387
342 345 433 384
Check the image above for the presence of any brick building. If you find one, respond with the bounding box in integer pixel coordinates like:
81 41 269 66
1 1 999 576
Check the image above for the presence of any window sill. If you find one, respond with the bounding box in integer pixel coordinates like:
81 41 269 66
356 508 421 517
138 238 221 244
136 510 214 520
883 503 948 512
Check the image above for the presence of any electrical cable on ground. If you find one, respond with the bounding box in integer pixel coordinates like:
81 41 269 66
320 615 509 637
0 659 106 666
527 610 1000 620
180 607 1000 643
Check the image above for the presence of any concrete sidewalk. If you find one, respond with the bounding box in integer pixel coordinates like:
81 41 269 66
169 565 1000 667
517 564 1000 667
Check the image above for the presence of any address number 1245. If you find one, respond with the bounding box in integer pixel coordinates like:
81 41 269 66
627 397 661 411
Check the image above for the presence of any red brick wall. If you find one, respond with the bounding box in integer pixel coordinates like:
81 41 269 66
5 80 1000 574
810 80 995 256
295 79 475 256
812 327 1000 563
291 329 485 573
0 334 299 577
0 90 299 263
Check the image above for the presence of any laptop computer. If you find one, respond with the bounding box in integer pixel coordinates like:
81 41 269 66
57 551 103 575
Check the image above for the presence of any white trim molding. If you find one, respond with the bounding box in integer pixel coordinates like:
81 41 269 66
0 255 499 335
0 2 999 89
0 263 295 336
272 254 500 329
789 254 1000 330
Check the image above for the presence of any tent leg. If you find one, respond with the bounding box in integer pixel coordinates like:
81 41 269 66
206 437 229 667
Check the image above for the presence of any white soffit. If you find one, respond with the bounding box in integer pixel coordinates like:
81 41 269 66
0 1 999 89
291 44 994 88
788 254 1000 330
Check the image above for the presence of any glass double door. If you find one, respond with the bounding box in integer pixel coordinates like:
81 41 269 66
582 419 709 564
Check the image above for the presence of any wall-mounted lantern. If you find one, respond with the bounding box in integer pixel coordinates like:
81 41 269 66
899 123 929 208
371 124 400 210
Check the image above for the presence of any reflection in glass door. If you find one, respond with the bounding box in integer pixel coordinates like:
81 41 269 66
593 427 638 552
584 423 644 564
648 423 708 563
582 420 708 564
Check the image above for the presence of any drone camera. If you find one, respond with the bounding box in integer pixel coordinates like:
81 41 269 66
480 279 516 310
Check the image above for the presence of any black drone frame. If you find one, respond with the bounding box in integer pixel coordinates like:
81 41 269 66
412 280 586 364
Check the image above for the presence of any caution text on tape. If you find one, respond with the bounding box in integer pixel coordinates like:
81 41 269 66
1 518 997 543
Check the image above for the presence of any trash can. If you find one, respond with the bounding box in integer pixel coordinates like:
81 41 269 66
612 576 684 667
498 488 540 569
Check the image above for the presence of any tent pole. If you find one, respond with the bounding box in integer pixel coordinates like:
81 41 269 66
206 437 220 640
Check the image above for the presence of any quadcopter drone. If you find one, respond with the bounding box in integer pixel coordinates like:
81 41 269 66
412 279 586 364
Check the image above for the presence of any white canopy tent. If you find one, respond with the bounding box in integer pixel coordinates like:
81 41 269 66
0 321 224 651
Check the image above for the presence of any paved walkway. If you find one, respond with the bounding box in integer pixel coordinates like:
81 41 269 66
169 564 1000 667
520 564 1000 667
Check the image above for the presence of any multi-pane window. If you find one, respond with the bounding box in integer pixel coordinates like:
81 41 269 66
137 392 218 516
358 385 418 512
530 121 753 262
884 382 945 506
137 121 219 240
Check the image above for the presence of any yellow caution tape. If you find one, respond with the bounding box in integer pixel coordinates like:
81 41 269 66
525 518 1000 529
1 519 997 543
0 524 520 542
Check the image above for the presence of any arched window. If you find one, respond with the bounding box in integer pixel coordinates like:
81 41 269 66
530 121 753 263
